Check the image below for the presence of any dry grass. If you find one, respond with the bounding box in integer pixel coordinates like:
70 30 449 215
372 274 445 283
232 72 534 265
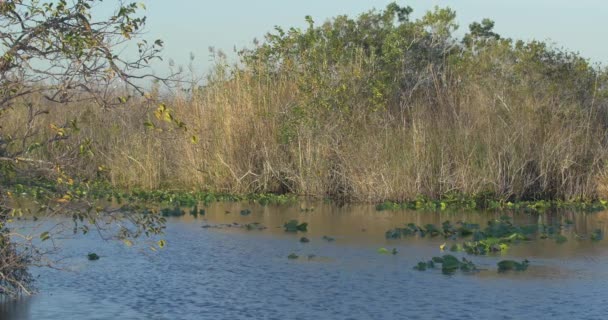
2 58 607 203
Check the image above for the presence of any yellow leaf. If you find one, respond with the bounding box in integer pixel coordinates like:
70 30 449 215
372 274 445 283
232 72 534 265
440 242 446 251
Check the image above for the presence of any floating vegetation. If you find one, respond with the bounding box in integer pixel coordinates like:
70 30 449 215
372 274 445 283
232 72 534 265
300 237 310 243
161 206 185 217
284 220 308 232
377 247 390 254
591 229 603 241
240 209 252 216
8 181 300 208
413 260 434 271
244 222 266 231
414 255 478 274
377 247 398 255
322 235 336 242
201 222 266 231
8 180 608 214
87 253 100 261
287 253 299 259
375 193 608 213
497 259 530 272
387 216 602 256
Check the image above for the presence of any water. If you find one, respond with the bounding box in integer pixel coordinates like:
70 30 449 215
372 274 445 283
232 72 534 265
2 202 608 319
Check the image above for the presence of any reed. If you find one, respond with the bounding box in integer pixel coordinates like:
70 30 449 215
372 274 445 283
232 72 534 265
2 4 607 203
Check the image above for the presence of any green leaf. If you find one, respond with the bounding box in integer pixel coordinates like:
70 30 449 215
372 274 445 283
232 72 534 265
377 247 389 254
40 231 50 241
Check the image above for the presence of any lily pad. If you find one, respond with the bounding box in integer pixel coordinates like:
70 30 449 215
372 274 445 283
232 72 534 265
441 254 461 274
377 247 390 254
87 253 100 261
497 259 529 272
413 260 435 271
284 220 308 232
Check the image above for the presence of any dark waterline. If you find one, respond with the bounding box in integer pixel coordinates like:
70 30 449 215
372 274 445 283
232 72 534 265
2 203 608 319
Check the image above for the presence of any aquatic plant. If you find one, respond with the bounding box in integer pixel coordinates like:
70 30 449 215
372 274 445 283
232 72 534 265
284 220 308 232
87 253 100 261
413 261 434 271
414 255 478 274
377 248 390 254
387 216 583 256
161 207 185 217
300 237 310 243
497 259 529 272
287 253 299 259
591 229 603 241
244 222 266 231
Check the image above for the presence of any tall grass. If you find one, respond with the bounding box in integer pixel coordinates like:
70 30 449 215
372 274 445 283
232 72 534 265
2 4 608 202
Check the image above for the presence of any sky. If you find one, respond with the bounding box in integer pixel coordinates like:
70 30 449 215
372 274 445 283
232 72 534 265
136 0 608 75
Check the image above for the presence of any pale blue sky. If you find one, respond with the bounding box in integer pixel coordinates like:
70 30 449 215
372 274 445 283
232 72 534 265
138 0 607 74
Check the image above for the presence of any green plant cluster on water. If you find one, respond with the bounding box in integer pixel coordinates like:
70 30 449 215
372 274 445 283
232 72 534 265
376 193 608 213
284 220 308 232
6 179 298 208
414 255 478 274
9 177 608 215
387 215 601 256
497 259 529 272
414 256 529 274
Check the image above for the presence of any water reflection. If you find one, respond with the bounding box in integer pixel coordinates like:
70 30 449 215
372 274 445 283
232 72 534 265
0 297 31 319
1 202 608 319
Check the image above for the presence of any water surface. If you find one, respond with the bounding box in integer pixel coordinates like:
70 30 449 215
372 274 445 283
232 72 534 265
2 202 608 319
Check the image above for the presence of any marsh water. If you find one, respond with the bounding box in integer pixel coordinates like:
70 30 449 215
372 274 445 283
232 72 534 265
2 202 608 319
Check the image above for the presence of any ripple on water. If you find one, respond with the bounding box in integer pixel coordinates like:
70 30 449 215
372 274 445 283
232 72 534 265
3 204 608 319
